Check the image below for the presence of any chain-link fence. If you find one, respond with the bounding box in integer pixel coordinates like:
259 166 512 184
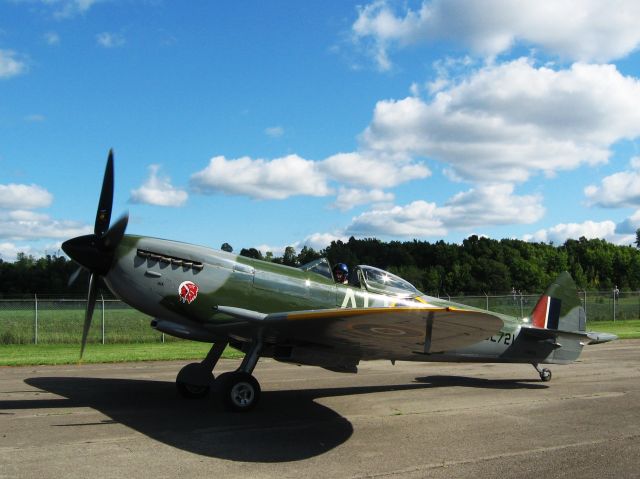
1 290 638 345
0 295 174 345
441 290 640 322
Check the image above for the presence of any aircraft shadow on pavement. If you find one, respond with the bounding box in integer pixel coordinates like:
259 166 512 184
5 375 544 462
16 376 363 462
414 375 548 389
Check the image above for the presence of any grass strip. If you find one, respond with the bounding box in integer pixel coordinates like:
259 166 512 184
588 319 640 339
0 341 243 366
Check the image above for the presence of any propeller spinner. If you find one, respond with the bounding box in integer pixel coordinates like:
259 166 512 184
62 150 128 358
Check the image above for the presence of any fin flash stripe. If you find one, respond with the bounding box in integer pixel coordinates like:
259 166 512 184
532 295 561 329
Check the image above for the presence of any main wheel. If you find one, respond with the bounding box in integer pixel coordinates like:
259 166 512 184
177 381 210 398
539 368 552 382
176 363 214 399
218 371 261 412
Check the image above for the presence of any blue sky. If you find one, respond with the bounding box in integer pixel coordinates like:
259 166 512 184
2 0 640 261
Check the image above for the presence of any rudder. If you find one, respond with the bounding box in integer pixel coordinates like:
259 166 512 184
529 271 586 332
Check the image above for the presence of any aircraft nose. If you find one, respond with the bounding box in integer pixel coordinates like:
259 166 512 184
62 234 113 274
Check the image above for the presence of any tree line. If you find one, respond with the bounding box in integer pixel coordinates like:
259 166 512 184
236 235 640 294
2 235 640 296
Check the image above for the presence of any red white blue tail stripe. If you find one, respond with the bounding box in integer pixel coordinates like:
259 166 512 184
531 295 562 330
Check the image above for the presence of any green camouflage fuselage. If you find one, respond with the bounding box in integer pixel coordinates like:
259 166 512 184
104 235 583 365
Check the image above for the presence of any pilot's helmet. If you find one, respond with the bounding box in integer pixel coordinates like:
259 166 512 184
333 263 349 282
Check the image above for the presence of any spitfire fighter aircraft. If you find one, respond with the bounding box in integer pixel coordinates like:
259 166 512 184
62 151 617 412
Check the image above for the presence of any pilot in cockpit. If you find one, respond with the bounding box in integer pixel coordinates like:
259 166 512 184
333 263 349 284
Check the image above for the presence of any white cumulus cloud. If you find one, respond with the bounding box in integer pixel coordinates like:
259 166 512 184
353 0 640 70
331 187 394 211
348 200 447 237
51 0 101 19
0 242 29 261
0 181 91 247
524 220 619 244
0 184 53 209
190 155 332 200
255 231 348 258
0 49 27 79
130 164 188 207
347 184 544 238
320 151 430 188
361 60 640 183
439 184 544 228
303 232 348 250
585 157 640 208
0 210 91 241
190 151 429 203
615 210 640 234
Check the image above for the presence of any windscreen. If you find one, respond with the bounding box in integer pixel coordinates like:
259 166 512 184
358 265 419 297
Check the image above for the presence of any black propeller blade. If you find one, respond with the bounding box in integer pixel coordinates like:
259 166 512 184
68 266 83 287
81 273 98 358
61 150 128 359
103 213 129 249
95 149 114 237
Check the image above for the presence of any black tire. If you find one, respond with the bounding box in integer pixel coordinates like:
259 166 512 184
176 362 214 399
177 381 210 399
218 371 261 412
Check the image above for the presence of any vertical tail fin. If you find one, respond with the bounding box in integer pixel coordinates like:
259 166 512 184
529 271 586 332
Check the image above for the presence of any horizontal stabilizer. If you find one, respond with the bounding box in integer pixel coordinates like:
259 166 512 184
586 332 618 344
520 325 618 345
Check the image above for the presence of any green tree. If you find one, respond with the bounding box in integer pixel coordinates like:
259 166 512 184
282 246 298 267
239 248 263 260
297 246 321 265
221 242 233 253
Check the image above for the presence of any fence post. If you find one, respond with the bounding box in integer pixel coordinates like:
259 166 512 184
520 292 524 318
101 294 105 345
612 290 615 322
34 294 38 345
484 292 489 311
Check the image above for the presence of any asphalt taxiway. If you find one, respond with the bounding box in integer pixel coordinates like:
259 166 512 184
1 340 639 478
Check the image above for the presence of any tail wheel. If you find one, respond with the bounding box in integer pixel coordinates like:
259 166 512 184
540 368 552 382
218 371 261 412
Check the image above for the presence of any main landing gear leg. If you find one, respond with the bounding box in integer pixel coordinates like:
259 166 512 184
176 341 228 399
217 337 263 412
532 363 552 382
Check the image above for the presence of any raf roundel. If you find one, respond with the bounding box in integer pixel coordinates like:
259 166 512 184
179 281 199 304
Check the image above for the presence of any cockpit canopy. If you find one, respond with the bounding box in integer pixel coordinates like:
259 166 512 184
298 258 420 298
357 265 420 297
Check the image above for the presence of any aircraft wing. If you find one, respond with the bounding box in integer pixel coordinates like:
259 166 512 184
212 305 504 358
